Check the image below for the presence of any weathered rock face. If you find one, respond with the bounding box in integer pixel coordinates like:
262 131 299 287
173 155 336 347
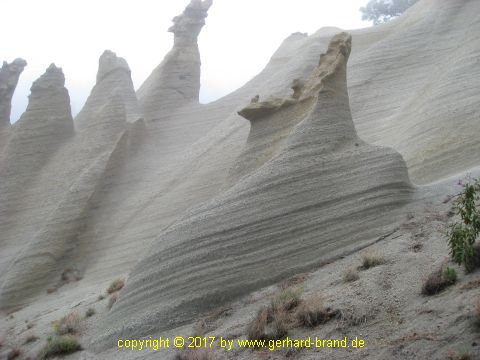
136 0 212 118
0 63 74 181
75 50 139 129
0 58 27 127
95 33 413 347
0 56 133 310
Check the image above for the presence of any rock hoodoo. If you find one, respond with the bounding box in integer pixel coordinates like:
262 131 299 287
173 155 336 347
95 32 413 348
0 58 27 127
136 0 213 118
75 50 139 130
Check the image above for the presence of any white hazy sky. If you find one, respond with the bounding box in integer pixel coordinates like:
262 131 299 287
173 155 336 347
2 0 370 122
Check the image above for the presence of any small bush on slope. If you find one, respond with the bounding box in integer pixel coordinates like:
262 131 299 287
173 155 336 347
37 335 81 359
422 266 457 296
360 253 385 270
447 179 480 272
295 295 339 328
107 278 125 294
53 312 81 335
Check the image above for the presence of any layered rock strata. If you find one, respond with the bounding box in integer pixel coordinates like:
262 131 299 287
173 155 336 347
95 33 413 347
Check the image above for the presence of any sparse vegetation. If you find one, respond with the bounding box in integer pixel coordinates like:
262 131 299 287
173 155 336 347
247 307 270 341
295 295 338 328
422 265 457 296
271 288 301 312
107 278 125 294
53 312 81 335
360 253 385 270
107 292 119 310
85 307 96 318
447 179 480 272
247 288 339 343
343 268 359 283
97 294 105 301
37 335 81 359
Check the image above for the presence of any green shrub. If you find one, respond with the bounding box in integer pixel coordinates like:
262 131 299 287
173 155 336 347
38 335 81 359
447 180 480 272
422 265 457 296
445 267 457 283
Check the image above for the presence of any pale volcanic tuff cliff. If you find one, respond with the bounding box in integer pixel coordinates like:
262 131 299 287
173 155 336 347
0 55 135 309
94 32 413 347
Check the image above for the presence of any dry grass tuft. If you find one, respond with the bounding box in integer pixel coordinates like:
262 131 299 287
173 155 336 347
38 335 81 359
295 295 338 328
107 278 125 294
174 348 215 360
421 266 457 296
360 253 385 270
107 292 119 310
54 312 82 335
247 307 270 341
271 288 301 312
343 268 359 283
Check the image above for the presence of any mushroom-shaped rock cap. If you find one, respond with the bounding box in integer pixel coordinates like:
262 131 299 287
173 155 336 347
238 32 352 122
97 50 131 84
169 0 213 44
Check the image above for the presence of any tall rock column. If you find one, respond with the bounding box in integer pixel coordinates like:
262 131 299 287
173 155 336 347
137 0 212 119
0 58 27 128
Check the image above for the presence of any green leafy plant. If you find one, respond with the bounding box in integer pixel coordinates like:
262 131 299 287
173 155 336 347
447 179 480 272
444 267 457 283
422 265 457 296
